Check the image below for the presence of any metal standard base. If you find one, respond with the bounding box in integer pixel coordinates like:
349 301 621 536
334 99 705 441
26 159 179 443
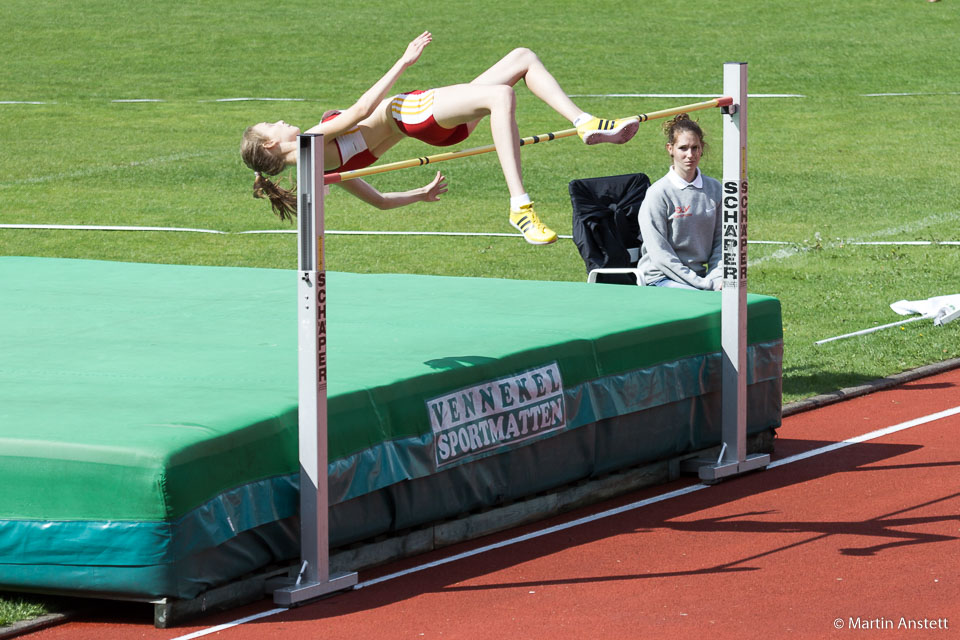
695 453 770 484
273 571 358 607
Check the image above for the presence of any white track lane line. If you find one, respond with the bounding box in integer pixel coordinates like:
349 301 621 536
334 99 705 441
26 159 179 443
169 403 960 640
170 608 289 640
768 405 960 468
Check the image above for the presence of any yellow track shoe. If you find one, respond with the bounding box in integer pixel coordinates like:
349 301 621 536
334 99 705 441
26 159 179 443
509 203 558 245
576 116 640 145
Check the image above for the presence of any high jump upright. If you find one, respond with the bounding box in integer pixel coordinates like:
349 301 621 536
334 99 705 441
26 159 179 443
274 133 358 606
695 62 771 483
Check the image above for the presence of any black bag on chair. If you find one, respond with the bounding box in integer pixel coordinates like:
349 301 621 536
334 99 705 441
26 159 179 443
569 172 651 285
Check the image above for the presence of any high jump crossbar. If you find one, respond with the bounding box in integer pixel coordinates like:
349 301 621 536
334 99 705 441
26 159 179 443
323 96 733 184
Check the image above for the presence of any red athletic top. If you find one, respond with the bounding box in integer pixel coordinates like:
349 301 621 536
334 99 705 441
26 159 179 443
322 111 379 172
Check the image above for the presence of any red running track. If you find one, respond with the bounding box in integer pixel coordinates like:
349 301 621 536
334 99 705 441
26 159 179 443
27 368 960 640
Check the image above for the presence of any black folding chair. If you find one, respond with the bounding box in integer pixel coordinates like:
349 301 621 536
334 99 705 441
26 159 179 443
569 172 651 285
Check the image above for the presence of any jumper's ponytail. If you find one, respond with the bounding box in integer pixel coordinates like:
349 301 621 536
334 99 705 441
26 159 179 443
253 172 297 222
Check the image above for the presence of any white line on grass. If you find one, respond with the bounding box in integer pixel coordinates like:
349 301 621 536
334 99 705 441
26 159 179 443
2 97 310 104
0 152 213 188
5 225 960 247
308 230 530 238
861 92 960 97
0 224 564 239
7 91 955 106
859 210 960 241
852 240 960 246
751 210 960 267
0 224 227 234
168 404 960 640
751 244 805 266
3 95 807 105
568 93 806 99
205 97 306 102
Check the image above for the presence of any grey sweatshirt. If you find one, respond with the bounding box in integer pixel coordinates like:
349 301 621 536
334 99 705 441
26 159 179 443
637 167 722 290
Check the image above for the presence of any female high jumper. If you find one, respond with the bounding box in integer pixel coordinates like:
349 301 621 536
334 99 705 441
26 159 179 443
241 31 639 245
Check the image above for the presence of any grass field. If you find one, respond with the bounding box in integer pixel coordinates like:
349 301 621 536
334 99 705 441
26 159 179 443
1 0 958 625
3 0 958 403
0 598 47 628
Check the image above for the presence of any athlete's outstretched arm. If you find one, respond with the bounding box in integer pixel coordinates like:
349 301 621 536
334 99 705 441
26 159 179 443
337 171 447 210
309 31 432 138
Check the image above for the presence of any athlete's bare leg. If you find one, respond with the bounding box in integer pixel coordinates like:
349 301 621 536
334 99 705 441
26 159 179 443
468 47 583 122
431 83 525 197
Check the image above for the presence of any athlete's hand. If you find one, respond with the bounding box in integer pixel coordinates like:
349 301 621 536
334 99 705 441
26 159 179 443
421 171 448 202
400 31 432 67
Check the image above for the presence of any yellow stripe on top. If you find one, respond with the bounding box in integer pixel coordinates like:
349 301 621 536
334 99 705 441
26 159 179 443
390 90 436 125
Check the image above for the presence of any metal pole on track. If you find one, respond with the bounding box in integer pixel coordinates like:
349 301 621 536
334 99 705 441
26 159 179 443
274 133 357 606
697 62 770 483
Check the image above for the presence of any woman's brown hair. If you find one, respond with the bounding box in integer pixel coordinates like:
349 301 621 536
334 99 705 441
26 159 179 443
662 113 707 151
240 127 298 221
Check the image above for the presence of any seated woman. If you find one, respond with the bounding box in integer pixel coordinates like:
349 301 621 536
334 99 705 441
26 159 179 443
636 113 722 290
241 31 639 245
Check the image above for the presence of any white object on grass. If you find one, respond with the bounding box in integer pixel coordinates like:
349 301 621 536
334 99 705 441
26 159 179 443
816 294 960 345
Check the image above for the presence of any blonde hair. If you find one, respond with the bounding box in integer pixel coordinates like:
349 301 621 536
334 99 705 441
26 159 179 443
240 126 297 221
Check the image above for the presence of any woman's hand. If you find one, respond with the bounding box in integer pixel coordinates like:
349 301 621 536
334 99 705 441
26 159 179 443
313 31 433 137
420 171 447 202
400 31 432 68
337 173 446 210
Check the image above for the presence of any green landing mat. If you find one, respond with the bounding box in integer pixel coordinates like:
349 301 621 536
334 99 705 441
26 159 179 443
0 257 782 598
